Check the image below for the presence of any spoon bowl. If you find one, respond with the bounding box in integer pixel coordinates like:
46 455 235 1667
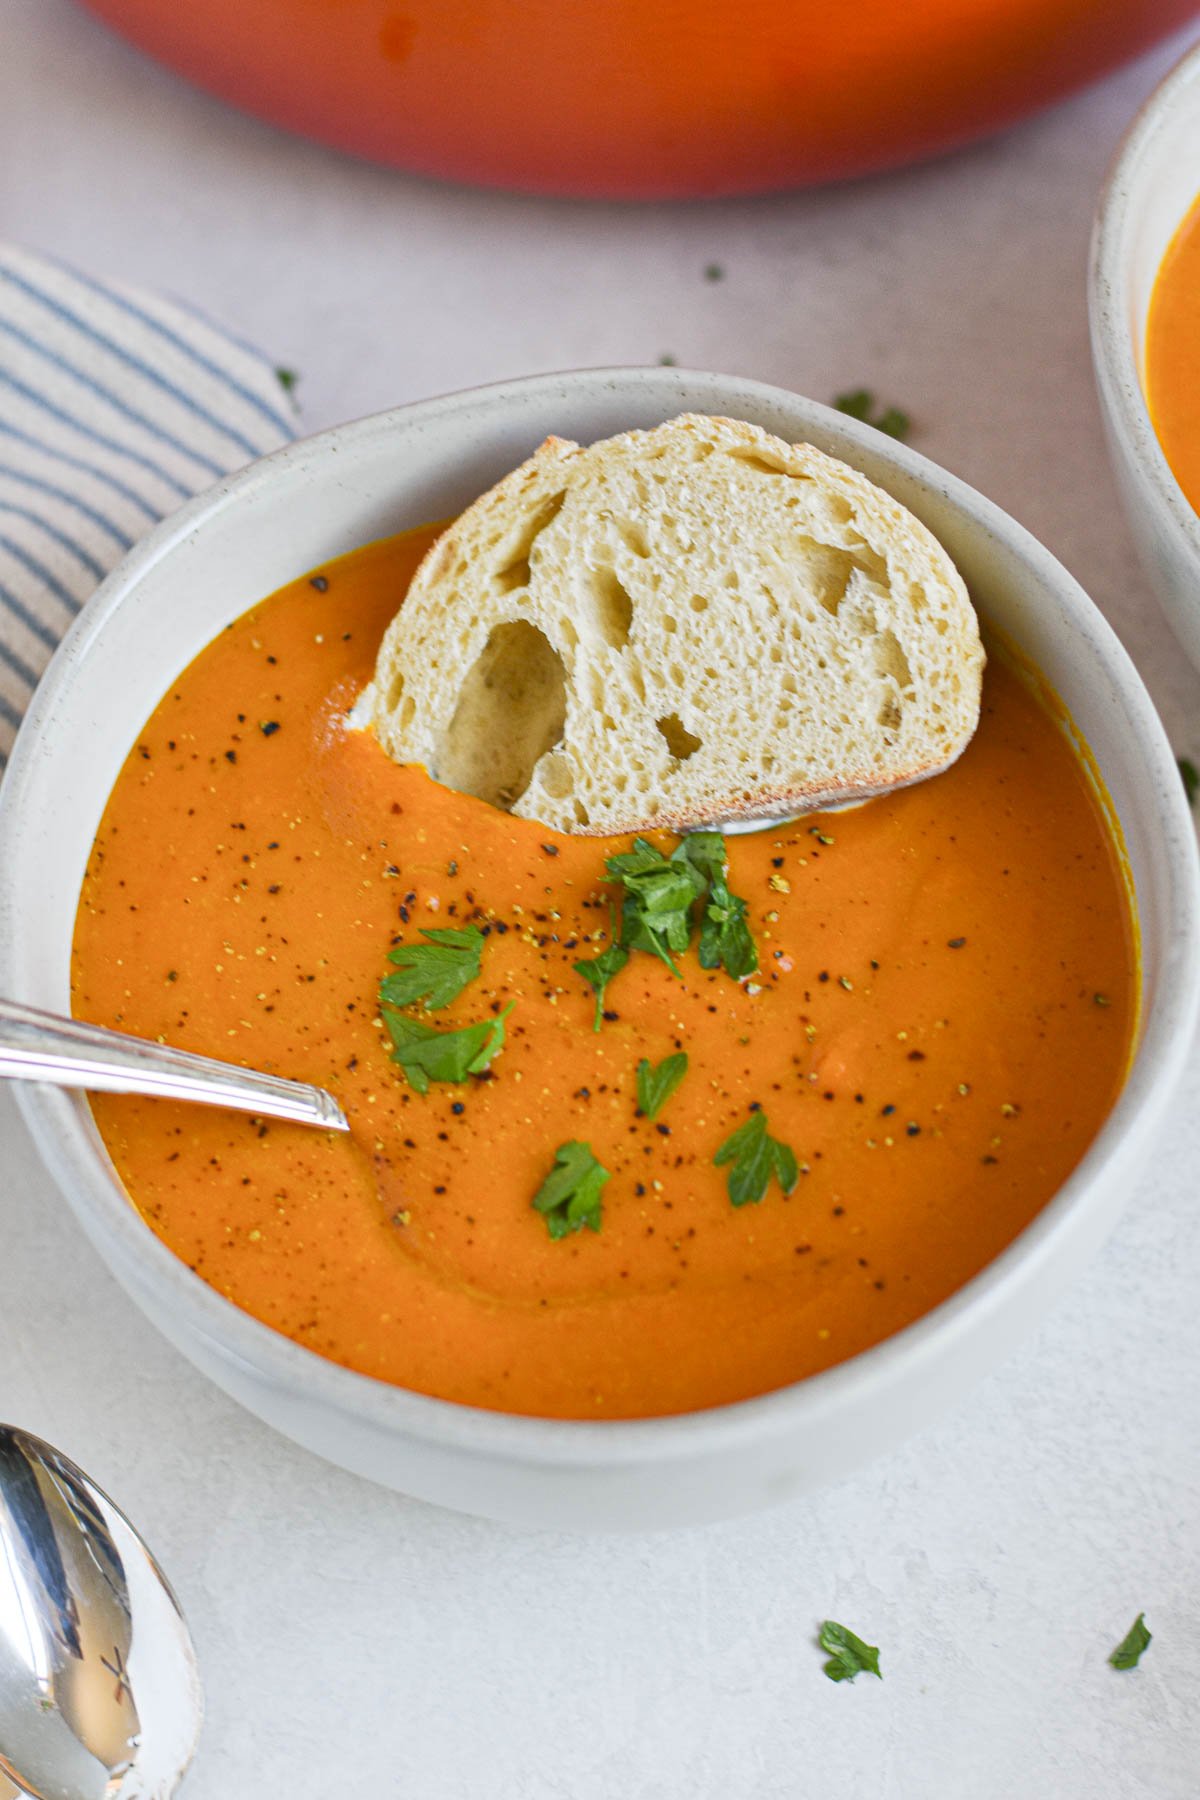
0 1425 201 1800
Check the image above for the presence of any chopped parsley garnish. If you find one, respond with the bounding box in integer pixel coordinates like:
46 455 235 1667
1109 1613 1152 1670
532 1140 610 1239
577 831 758 1021
1179 756 1198 808
819 1621 882 1683
575 941 630 1029
574 907 630 1031
275 365 300 395
714 1109 798 1206
607 837 707 974
382 1002 512 1094
683 831 759 979
636 1051 689 1120
676 830 726 887
381 925 484 1011
833 388 911 441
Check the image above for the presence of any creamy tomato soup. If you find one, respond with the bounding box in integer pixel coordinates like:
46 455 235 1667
1146 190 1200 513
72 526 1136 1419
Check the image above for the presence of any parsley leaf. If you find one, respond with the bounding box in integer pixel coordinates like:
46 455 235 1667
532 1140 610 1239
382 1001 513 1094
574 906 630 1030
1179 757 1198 809
636 1051 689 1120
819 1620 882 1683
680 832 758 978
606 837 707 974
381 925 484 1011
1109 1613 1152 1670
714 1109 798 1206
579 831 758 1012
833 388 910 441
677 829 726 885
699 880 757 978
575 941 630 1030
275 365 300 396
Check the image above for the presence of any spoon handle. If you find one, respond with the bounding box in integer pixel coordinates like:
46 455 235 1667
0 996 349 1132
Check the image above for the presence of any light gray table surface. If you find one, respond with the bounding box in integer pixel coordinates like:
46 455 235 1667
2 5 1199 1794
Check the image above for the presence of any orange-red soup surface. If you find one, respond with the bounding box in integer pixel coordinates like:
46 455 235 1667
1147 189 1200 515
72 528 1136 1419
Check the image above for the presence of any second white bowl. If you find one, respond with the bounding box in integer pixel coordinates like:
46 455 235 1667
1091 35 1200 668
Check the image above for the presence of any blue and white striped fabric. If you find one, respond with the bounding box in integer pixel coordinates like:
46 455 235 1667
0 244 297 765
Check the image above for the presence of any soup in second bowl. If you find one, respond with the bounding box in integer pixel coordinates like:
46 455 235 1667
1145 190 1200 514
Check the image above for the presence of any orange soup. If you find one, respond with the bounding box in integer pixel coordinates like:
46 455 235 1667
71 527 1136 1419
1146 190 1200 512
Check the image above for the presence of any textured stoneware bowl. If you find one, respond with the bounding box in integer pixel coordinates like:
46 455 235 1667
1 368 1197 1530
1091 35 1200 669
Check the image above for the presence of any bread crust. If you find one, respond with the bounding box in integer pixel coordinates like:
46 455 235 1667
366 414 985 835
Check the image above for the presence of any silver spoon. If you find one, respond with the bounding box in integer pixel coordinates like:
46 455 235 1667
0 998 348 1133
0 1424 202 1799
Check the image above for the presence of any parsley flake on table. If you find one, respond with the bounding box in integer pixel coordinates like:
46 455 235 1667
382 1001 513 1094
833 388 911 441
819 1620 882 1683
1109 1612 1152 1670
381 925 484 1011
636 1051 689 1120
1178 756 1198 809
714 1109 798 1206
532 1140 611 1239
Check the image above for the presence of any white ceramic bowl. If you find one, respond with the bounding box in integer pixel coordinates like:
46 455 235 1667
1091 35 1200 668
1 368 1197 1531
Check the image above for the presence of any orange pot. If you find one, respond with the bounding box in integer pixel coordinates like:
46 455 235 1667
81 0 1199 198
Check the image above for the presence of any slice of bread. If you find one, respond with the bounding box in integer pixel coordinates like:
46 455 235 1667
365 413 985 835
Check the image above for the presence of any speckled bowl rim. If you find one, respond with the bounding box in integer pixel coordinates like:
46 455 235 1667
2 365 1197 1475
1090 35 1200 577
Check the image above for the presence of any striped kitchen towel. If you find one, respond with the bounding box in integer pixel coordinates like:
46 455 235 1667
0 244 298 766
